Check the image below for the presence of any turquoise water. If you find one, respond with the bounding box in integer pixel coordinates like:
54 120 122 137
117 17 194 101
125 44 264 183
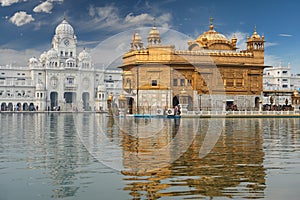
0 113 299 199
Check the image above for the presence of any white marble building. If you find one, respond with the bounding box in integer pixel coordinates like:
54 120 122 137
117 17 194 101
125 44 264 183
262 64 300 106
263 64 292 91
0 18 122 111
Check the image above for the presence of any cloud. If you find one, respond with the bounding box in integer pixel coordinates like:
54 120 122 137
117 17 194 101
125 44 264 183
124 12 153 25
33 1 53 13
85 5 172 32
88 5 119 25
265 42 278 48
264 54 282 67
278 33 292 37
0 48 41 66
9 11 34 26
0 0 26 7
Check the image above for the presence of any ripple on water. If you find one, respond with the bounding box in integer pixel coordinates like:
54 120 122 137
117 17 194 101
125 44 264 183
0 114 300 199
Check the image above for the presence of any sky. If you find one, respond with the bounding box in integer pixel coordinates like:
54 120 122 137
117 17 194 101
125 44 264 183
1 0 300 72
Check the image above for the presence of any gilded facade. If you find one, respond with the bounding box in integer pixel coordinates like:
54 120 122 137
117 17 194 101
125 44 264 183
120 19 267 113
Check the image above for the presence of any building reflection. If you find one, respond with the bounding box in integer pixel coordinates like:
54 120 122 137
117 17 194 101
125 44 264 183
27 113 93 199
12 113 300 199
119 118 267 199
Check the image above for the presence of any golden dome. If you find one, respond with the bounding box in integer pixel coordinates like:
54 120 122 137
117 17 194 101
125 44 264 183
196 25 229 44
251 26 261 39
190 18 236 51
148 25 161 45
133 32 142 43
149 26 160 37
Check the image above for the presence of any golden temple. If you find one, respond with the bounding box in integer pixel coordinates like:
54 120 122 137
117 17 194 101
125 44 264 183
119 18 268 113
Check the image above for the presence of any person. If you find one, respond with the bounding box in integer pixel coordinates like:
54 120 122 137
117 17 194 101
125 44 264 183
174 105 178 115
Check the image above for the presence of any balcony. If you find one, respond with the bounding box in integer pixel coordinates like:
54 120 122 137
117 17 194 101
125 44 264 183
64 83 78 90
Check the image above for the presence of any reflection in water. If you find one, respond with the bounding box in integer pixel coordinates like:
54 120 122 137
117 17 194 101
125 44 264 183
1 114 300 199
120 118 266 199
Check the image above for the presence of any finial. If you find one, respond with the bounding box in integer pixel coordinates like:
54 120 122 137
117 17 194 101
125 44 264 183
209 17 214 25
209 17 214 30
63 11 67 20
153 17 156 27
254 25 257 34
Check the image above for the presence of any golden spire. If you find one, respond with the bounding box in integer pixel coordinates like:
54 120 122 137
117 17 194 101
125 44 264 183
153 17 156 27
209 17 214 30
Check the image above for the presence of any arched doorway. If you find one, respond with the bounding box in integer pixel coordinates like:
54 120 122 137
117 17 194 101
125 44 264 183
50 92 58 110
82 92 90 111
29 103 35 111
1 103 6 111
255 97 260 109
172 95 179 108
128 97 134 114
23 103 28 111
64 92 76 110
16 102 21 111
8 103 13 111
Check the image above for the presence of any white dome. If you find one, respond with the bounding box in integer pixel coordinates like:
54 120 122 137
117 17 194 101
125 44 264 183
78 49 90 61
47 48 58 59
39 52 47 62
29 57 38 64
55 19 74 36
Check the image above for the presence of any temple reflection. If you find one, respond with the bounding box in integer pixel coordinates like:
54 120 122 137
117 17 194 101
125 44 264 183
120 118 266 199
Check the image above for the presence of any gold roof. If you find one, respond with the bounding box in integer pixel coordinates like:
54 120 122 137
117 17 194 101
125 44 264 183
196 21 229 45
250 25 261 39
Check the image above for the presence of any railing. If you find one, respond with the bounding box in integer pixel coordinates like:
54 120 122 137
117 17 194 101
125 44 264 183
185 110 300 116
64 83 78 90
0 80 33 86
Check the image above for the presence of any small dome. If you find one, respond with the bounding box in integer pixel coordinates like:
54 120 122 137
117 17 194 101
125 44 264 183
47 48 58 59
251 27 261 39
29 57 38 64
149 26 160 37
231 34 237 43
148 25 161 45
131 32 144 50
132 32 142 43
78 49 90 61
55 19 74 36
39 52 47 62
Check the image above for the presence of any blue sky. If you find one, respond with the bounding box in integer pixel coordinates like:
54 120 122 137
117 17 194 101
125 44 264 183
1 0 300 72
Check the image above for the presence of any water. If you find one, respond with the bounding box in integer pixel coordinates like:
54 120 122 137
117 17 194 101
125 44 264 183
0 113 300 200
